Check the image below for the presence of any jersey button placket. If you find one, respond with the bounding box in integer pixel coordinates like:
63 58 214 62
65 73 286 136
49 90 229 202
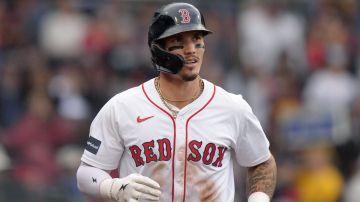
174 115 186 198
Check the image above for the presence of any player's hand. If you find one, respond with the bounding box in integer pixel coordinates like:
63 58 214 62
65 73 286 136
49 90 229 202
100 173 161 202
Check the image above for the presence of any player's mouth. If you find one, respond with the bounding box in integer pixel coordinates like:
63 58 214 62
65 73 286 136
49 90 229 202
184 57 199 67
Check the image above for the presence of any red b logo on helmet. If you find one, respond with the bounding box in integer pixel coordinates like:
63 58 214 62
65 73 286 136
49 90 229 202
178 8 191 23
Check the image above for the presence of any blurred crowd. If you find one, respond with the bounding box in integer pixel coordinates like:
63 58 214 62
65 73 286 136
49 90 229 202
0 0 360 201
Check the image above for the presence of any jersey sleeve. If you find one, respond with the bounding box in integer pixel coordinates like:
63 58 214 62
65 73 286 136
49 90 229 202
233 96 271 167
81 97 124 170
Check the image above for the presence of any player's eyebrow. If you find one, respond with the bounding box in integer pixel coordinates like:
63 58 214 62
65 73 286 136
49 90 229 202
193 32 203 39
168 35 183 43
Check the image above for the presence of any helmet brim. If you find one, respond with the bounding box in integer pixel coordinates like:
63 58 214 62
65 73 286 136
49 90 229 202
156 24 212 41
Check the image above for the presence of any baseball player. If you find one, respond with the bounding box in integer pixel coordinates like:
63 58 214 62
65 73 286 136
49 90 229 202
76 2 277 202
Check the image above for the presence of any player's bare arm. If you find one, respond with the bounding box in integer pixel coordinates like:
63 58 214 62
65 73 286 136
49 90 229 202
247 154 277 199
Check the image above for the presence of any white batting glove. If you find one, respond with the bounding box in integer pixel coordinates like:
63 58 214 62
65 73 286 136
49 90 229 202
100 173 161 202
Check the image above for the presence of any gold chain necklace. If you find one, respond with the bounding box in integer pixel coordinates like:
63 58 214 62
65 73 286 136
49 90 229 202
155 77 204 119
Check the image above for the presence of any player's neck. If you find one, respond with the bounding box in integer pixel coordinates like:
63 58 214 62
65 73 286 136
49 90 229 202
156 74 203 109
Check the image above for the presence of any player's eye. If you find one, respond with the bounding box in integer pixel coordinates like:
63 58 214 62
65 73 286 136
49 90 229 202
195 43 205 49
167 45 184 51
166 36 183 51
193 34 204 49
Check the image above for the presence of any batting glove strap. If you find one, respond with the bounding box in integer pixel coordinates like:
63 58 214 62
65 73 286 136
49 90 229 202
248 192 270 202
100 173 161 202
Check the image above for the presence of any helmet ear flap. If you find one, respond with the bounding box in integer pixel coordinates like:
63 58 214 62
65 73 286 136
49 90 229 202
150 44 184 74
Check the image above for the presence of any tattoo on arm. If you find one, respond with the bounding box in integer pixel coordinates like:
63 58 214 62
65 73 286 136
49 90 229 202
246 155 277 198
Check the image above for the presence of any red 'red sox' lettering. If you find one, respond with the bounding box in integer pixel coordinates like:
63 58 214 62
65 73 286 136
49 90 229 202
129 145 144 167
212 146 227 167
129 139 227 167
143 140 157 163
188 140 227 167
157 138 171 161
202 143 216 165
188 140 202 161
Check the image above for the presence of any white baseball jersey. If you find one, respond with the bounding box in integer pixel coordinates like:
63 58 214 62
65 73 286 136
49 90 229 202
81 78 271 202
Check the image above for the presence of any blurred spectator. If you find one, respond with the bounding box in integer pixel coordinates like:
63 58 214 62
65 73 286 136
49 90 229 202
105 4 141 73
2 91 76 200
238 0 306 77
269 52 303 151
306 5 351 72
294 145 344 202
303 42 358 115
48 62 90 121
0 60 25 128
82 11 113 58
39 0 89 60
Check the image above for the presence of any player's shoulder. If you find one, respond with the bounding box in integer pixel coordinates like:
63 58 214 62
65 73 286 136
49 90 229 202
104 79 152 108
209 81 252 112
212 82 247 105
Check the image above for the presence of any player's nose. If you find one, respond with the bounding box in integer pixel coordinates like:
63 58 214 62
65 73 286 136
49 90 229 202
183 42 196 55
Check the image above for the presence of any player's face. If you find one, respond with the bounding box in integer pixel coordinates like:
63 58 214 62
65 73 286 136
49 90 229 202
163 31 205 81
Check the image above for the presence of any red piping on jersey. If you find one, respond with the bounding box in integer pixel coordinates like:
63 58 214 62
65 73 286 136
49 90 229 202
142 83 176 202
183 84 216 202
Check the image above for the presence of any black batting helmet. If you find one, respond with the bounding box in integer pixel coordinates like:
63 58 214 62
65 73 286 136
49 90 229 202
148 2 212 74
